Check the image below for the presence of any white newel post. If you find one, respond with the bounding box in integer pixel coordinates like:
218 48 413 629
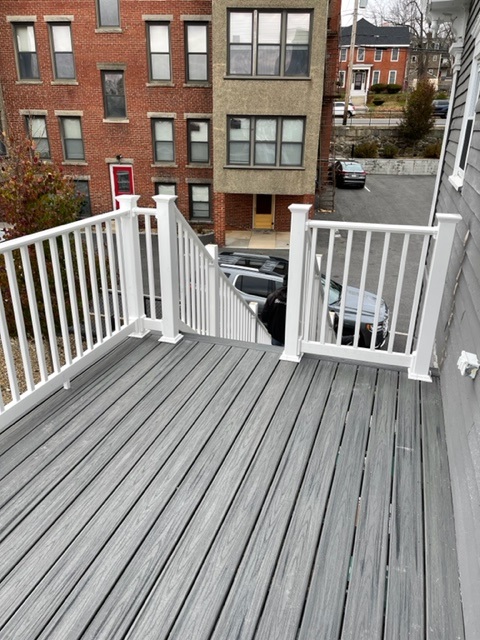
206 244 220 337
116 195 149 338
282 204 311 362
409 213 461 381
153 195 183 344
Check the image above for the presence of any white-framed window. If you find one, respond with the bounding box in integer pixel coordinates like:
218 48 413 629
97 0 120 28
340 48 347 62
338 70 345 87
388 70 397 84
49 23 75 80
227 116 304 167
228 10 311 77
451 64 480 188
13 23 40 80
374 48 382 62
148 23 171 81
152 118 175 163
185 22 208 82
25 115 50 158
357 47 365 62
372 70 380 85
391 47 399 61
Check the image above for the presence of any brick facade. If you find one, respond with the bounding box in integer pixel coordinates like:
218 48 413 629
0 1 337 243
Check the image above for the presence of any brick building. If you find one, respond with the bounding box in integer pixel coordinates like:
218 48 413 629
0 1 339 244
339 18 410 104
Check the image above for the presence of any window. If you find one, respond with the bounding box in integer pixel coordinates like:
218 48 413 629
236 275 270 298
388 70 397 84
152 119 174 162
50 23 75 80
374 48 382 62
391 48 399 61
228 10 311 77
148 23 171 81
60 117 84 160
340 48 347 62
338 70 345 87
25 115 50 158
14 24 39 80
188 120 210 163
372 70 380 85
453 66 480 185
227 116 304 167
74 180 91 218
102 71 126 118
357 47 365 62
97 0 120 28
189 184 211 219
185 23 208 82
155 183 176 195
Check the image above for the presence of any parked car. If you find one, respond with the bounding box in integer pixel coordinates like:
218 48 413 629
218 254 389 348
333 101 356 118
218 250 288 276
334 160 367 188
432 99 449 118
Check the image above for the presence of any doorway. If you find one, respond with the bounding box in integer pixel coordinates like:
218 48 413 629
253 194 274 229
110 164 134 209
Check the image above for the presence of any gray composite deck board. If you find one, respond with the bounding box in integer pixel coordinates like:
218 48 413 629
0 335 465 640
422 379 465 640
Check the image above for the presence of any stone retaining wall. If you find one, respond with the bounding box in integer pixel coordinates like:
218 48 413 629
362 158 439 175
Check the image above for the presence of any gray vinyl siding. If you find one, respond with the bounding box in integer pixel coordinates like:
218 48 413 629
433 2 480 638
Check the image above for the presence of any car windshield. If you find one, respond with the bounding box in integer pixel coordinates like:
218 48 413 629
321 276 342 304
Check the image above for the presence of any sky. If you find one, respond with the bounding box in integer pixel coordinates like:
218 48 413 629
341 0 393 26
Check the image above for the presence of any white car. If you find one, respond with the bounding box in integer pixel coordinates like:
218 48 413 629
333 101 356 117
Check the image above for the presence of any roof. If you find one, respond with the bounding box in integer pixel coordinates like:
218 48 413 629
341 18 411 47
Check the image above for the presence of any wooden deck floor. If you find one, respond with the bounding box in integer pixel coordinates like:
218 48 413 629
0 333 464 640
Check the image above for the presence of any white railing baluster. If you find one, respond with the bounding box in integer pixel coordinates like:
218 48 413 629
177 225 186 324
4 250 35 390
144 214 156 320
406 234 430 354
387 233 410 353
95 223 112 338
320 229 336 344
61 234 83 359
337 229 353 347
0 288 20 403
370 232 390 351
20 246 48 381
85 226 103 344
35 241 61 373
48 237 72 366
206 245 220 337
104 220 121 332
73 229 94 351
354 231 371 348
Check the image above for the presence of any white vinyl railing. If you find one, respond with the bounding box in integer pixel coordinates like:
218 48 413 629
0 194 269 423
283 204 461 381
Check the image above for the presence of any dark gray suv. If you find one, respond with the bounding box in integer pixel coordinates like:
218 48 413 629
219 251 389 348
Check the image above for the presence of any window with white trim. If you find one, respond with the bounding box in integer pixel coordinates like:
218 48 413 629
13 23 39 80
372 70 380 85
227 116 304 167
452 64 480 186
185 23 208 82
152 119 175 162
228 10 311 77
50 23 75 80
374 48 382 62
388 70 397 84
148 23 171 81
357 47 365 62
25 115 50 158
391 47 399 61
340 48 347 62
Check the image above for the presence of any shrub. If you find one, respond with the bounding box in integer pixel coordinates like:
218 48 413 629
386 83 402 94
398 79 436 142
370 83 388 94
353 141 378 158
382 143 399 158
423 141 442 158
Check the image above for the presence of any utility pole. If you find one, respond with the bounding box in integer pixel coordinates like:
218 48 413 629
342 0 361 126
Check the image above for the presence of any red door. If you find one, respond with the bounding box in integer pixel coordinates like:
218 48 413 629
111 164 134 209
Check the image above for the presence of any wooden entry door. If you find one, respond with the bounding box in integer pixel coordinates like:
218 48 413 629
110 164 134 209
254 194 274 229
